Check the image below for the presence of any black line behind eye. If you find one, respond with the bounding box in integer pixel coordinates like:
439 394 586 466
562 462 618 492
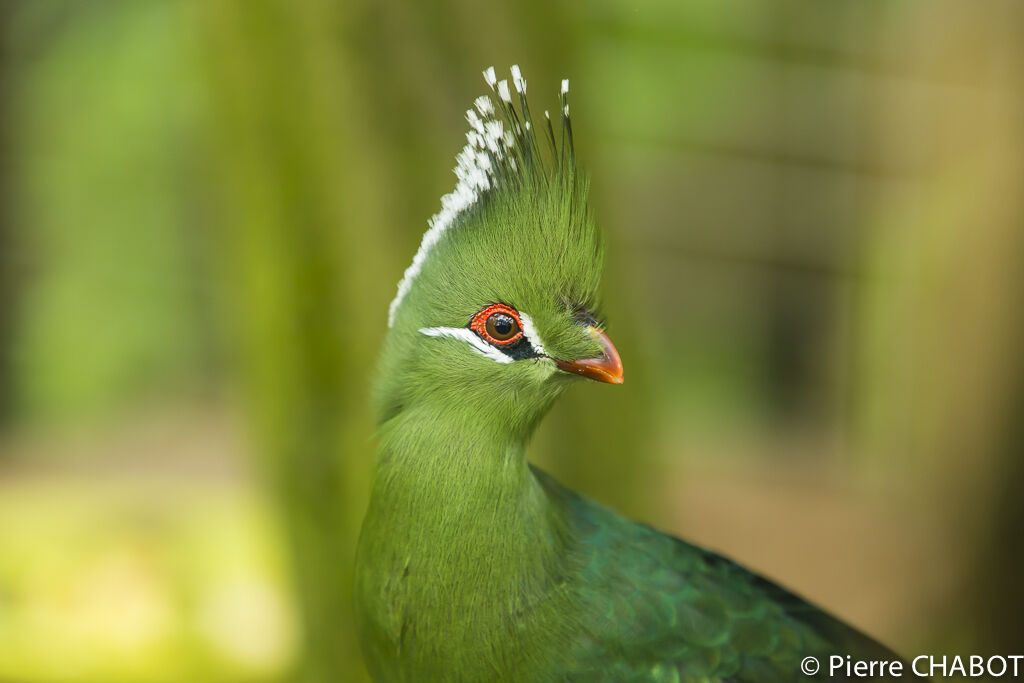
496 335 542 361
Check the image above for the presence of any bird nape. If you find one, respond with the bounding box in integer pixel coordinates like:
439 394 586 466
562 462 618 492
355 66 905 683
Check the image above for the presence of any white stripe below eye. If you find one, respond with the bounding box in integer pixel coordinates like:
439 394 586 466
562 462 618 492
518 312 548 357
419 327 513 364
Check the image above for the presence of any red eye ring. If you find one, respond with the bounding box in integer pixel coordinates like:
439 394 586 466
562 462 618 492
470 304 523 346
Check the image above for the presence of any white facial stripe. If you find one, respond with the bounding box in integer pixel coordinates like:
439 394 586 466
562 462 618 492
419 327 513 364
420 310 549 365
518 312 548 357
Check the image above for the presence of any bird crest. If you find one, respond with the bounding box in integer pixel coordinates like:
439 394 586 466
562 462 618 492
387 65 580 328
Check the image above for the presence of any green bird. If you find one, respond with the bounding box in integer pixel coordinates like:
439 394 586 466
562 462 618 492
355 66 903 682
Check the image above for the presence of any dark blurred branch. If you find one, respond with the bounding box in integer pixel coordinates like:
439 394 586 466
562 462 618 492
972 354 1024 649
0 1 17 425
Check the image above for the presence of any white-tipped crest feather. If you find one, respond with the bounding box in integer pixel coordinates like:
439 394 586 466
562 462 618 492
497 80 512 103
511 64 525 94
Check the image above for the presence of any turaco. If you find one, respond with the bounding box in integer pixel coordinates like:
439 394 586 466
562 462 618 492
355 66 903 682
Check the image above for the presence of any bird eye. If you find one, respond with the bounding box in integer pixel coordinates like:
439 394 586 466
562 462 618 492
470 304 523 346
486 313 518 341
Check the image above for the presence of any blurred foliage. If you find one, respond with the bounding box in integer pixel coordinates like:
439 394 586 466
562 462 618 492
0 468 297 681
10 2 212 425
194 2 379 680
1 0 1023 681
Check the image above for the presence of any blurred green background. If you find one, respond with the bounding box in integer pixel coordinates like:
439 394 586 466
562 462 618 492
1 1 1022 681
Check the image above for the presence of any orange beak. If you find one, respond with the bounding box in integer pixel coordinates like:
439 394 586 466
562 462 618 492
554 327 624 384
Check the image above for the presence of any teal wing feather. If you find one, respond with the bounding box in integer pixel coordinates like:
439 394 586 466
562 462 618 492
532 470 902 683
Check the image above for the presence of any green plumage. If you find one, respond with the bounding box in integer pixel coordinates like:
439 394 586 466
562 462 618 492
355 67 901 682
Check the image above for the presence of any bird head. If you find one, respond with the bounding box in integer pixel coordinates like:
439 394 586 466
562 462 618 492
376 66 622 437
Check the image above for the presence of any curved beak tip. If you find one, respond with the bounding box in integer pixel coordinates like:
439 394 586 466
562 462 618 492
554 327 624 385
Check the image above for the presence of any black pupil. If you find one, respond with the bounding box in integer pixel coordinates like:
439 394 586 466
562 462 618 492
489 313 515 339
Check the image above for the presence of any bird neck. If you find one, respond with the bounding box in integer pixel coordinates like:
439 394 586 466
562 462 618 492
362 401 573 608
357 402 580 679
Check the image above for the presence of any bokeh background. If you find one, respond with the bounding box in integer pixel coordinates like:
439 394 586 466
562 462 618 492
1 1 1022 681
